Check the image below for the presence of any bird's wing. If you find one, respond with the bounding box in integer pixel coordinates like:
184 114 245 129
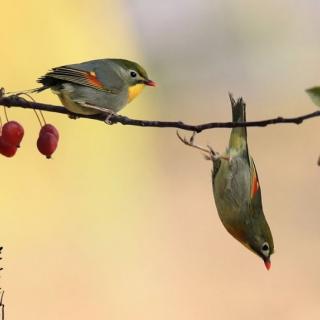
37 66 118 94
249 158 263 211
250 159 259 199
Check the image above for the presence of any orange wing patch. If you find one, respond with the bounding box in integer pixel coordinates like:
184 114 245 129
39 66 115 93
85 71 105 89
250 168 260 199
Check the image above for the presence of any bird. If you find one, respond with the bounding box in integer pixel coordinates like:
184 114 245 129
177 95 274 270
33 58 156 116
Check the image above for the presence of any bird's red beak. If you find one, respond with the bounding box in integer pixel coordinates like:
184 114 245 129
144 80 156 87
264 259 271 270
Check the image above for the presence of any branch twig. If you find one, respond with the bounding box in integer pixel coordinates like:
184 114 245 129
0 91 319 133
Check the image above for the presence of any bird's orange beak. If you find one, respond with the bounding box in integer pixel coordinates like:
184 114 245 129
264 259 271 270
144 79 156 87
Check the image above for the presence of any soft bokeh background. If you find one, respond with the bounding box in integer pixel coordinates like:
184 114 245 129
1 0 320 319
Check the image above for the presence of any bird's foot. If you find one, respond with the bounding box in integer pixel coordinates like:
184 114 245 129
220 155 231 161
204 146 221 161
73 100 117 124
68 113 79 120
104 110 117 125
176 131 217 160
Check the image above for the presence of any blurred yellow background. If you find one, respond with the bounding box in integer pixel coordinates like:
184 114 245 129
1 0 320 319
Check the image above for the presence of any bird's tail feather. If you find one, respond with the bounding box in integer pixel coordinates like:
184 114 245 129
228 94 248 154
6 86 48 96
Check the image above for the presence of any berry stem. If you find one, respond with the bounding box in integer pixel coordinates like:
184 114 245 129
39 110 46 125
25 93 47 125
33 109 43 128
3 107 8 122
18 93 44 128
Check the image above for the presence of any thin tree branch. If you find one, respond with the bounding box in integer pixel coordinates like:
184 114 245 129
0 91 319 133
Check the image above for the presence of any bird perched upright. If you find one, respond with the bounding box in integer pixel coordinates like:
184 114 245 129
177 95 274 270
33 58 156 116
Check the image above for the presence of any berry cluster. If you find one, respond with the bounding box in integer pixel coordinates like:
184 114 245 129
0 121 24 157
37 124 59 158
0 121 59 158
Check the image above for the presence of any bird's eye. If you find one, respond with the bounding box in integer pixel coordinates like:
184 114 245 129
130 70 137 78
261 242 270 256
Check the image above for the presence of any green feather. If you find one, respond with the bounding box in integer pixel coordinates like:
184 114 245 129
306 86 320 107
228 95 248 159
109 59 149 80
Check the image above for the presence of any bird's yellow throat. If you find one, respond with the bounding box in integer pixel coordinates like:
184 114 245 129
128 83 145 103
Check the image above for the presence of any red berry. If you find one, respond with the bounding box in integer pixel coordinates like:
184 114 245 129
2 121 24 147
40 124 59 140
37 132 58 158
0 137 17 157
